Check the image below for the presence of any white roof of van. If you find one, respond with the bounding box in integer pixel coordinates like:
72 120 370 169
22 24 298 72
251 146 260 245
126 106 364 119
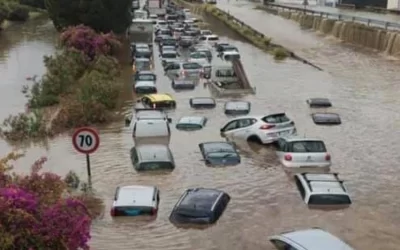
115 185 155 207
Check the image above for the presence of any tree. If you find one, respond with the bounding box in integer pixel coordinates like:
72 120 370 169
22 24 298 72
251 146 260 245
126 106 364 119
45 0 132 33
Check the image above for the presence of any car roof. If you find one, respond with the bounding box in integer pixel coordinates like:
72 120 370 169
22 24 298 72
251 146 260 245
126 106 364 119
135 81 156 87
137 71 155 75
312 112 339 118
222 51 240 55
270 228 354 250
115 185 155 207
178 116 205 125
143 94 174 102
190 97 215 104
135 58 150 61
205 34 218 38
282 136 323 142
136 144 171 162
225 101 250 110
200 141 235 153
178 188 223 211
174 79 194 84
136 109 167 119
162 50 178 54
297 173 348 195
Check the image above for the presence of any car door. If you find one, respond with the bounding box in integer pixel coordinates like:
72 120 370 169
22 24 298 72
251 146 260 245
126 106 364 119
166 63 179 76
276 138 288 160
232 118 256 139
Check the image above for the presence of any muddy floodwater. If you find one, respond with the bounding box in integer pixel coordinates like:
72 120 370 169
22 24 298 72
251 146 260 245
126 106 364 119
1 6 400 250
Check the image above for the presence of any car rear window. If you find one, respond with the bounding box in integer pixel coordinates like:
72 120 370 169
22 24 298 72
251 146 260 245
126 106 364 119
162 53 177 58
176 123 202 130
114 206 153 216
139 161 174 170
137 75 156 81
183 63 202 70
262 113 290 123
309 194 351 205
153 101 176 108
290 141 326 153
224 54 240 61
135 86 157 94
208 37 219 41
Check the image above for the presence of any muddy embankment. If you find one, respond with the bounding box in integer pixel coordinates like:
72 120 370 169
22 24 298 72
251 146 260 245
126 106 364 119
173 0 323 70
259 5 400 57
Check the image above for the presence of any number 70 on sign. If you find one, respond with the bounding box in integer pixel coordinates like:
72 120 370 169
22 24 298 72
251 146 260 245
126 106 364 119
72 127 100 154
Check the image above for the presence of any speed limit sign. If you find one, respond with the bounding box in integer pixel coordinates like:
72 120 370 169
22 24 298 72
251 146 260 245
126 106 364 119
72 127 100 154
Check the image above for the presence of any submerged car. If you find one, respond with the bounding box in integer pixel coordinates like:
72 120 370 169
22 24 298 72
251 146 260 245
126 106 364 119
176 116 207 131
131 144 175 171
294 173 352 206
135 71 156 82
199 141 241 166
269 228 355 250
224 101 251 115
189 97 216 109
165 62 203 78
169 188 230 225
110 185 160 217
306 98 332 108
137 94 176 109
133 58 152 73
171 79 196 90
133 81 157 95
220 113 297 144
160 50 179 67
311 113 341 125
276 137 331 168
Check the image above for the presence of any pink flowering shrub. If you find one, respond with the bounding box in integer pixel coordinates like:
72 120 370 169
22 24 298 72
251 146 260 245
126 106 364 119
60 25 121 59
0 153 97 249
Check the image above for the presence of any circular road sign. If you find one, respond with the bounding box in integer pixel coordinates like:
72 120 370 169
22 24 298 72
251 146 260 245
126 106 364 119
72 127 100 154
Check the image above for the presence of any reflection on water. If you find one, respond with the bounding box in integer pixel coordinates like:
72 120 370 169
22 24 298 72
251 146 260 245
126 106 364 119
0 9 398 250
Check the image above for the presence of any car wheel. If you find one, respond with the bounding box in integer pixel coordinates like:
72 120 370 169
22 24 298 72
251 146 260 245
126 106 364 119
247 135 262 145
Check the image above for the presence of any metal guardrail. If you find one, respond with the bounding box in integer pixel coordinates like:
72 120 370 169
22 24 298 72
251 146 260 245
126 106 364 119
263 1 400 31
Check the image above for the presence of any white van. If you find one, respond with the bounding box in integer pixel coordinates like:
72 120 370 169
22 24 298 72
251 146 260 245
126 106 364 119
133 119 171 145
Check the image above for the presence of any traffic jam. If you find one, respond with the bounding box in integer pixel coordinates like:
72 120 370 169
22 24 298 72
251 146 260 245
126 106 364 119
111 0 355 249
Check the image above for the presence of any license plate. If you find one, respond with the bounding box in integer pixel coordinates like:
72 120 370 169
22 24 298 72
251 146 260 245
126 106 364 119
279 131 289 136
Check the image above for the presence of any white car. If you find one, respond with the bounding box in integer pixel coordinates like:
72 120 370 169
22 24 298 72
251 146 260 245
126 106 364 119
276 137 331 168
294 173 352 205
269 228 355 250
220 113 296 144
188 52 209 66
220 51 240 61
155 20 168 30
198 34 219 44
110 185 160 216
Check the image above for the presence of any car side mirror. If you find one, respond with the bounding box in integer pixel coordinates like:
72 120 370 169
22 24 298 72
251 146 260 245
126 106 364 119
220 128 223 132
167 118 172 123
125 115 132 127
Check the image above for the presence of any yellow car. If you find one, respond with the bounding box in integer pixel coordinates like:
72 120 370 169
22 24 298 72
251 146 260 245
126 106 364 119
137 93 176 109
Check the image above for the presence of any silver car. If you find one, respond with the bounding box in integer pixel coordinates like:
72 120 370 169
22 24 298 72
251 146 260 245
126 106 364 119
269 228 354 250
164 62 203 78
276 137 331 168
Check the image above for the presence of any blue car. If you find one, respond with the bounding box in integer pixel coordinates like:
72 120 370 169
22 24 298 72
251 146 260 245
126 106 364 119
199 141 241 166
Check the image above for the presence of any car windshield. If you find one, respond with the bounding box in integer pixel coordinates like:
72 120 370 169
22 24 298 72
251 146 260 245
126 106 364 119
183 63 202 70
206 152 237 159
224 54 240 60
135 61 150 69
208 36 218 41
309 194 351 205
290 141 327 153
139 162 174 170
162 53 177 58
191 53 206 59
137 74 155 81
135 51 151 58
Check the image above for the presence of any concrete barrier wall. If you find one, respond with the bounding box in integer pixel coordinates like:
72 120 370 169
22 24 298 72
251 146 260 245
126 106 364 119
273 8 400 56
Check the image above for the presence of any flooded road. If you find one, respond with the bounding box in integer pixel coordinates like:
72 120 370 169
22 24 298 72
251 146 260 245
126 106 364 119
0 5 399 250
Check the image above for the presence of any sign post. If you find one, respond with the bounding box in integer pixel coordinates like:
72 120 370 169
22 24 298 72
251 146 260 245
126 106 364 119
72 127 100 179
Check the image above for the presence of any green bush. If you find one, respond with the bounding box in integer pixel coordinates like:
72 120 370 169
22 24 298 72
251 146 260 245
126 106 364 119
1 110 46 140
7 2 29 21
273 47 289 60
19 0 45 9
25 49 88 108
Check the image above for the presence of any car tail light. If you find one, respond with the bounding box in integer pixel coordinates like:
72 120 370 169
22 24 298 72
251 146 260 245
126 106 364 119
180 70 186 76
284 154 292 161
151 207 158 215
259 124 275 130
290 121 295 125
325 153 331 161
110 207 116 216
